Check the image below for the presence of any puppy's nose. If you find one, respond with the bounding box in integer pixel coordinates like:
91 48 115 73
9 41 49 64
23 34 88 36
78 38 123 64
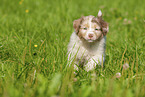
88 34 94 38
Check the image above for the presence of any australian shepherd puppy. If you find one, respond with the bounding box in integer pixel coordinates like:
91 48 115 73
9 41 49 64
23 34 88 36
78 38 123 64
67 10 109 72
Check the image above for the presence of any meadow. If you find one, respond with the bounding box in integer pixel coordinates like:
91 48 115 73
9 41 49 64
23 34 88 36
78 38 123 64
0 0 145 97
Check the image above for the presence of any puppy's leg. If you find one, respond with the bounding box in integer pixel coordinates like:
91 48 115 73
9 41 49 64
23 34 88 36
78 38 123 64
84 59 98 72
74 63 79 71
84 56 104 72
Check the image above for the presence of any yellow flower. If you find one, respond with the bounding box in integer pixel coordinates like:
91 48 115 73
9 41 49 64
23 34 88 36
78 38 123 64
19 1 22 5
119 17 122 20
19 0 24 5
34 45 38 47
25 9 29 13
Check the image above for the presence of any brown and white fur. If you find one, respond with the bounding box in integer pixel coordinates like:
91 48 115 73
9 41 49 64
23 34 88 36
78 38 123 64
67 10 109 72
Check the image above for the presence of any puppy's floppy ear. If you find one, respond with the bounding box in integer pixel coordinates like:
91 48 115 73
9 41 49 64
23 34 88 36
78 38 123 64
102 25 109 36
101 21 109 36
73 16 84 33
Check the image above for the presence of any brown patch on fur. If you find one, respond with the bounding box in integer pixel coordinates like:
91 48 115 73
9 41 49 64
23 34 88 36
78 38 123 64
92 17 108 36
78 29 86 39
82 23 89 28
73 16 84 34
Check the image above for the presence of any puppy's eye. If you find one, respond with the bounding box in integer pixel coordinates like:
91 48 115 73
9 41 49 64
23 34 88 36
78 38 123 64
83 28 87 30
95 28 100 31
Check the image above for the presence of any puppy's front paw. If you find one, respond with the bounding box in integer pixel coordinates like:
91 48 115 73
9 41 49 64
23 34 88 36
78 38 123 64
73 64 79 75
84 62 96 72
84 59 100 72
84 65 95 72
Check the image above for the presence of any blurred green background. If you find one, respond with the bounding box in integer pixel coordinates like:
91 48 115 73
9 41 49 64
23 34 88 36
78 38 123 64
0 0 145 97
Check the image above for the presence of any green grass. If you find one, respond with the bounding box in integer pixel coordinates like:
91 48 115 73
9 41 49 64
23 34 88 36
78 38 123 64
0 0 145 97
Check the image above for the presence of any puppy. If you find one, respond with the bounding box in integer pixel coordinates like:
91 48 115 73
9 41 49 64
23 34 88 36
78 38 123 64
67 10 109 72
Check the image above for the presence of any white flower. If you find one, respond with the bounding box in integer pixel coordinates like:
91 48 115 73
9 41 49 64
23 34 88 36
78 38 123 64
116 72 121 78
123 63 129 70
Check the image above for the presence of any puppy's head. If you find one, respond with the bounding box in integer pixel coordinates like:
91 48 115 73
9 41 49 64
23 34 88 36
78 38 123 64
73 10 109 42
